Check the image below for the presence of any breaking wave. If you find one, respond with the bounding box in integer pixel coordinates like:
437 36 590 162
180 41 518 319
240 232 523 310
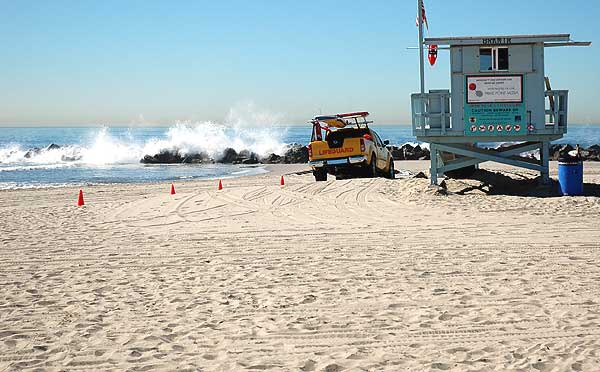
0 121 289 172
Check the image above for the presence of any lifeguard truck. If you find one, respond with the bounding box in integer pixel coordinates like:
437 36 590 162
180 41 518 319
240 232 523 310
308 112 395 181
411 1 590 185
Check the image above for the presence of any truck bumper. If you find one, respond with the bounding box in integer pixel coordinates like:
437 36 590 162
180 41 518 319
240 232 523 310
309 156 367 168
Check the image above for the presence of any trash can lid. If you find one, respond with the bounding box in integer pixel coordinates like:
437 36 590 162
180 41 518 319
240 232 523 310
558 153 582 164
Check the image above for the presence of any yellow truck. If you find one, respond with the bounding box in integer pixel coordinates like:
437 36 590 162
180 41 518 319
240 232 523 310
308 112 395 181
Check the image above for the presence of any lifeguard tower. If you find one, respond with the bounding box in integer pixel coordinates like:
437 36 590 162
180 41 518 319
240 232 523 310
411 2 590 185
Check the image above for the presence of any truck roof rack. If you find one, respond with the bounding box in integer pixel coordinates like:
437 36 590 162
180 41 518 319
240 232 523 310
312 111 372 128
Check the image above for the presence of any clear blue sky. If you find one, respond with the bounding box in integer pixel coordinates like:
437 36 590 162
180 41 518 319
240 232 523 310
0 0 596 125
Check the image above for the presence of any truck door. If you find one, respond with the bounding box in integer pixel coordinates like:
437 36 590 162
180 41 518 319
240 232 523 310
372 131 387 169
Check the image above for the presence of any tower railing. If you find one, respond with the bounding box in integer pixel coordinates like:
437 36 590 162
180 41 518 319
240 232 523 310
545 90 569 134
411 90 452 137
412 89 569 137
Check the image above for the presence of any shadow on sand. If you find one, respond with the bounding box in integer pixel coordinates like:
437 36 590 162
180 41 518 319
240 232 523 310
449 169 600 198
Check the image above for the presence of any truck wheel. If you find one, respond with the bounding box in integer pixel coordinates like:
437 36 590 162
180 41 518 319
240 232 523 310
314 168 327 182
367 154 377 178
386 159 395 179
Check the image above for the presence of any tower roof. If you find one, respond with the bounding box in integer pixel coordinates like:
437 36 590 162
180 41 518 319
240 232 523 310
424 34 572 46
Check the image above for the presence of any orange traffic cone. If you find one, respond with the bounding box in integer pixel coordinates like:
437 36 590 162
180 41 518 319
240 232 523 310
77 189 85 207
218 180 223 190
170 183 176 195
280 175 285 186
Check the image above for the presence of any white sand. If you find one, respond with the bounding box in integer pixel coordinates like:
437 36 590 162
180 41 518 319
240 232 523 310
1 161 600 371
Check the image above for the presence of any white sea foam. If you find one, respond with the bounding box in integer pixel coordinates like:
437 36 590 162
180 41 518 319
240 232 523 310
0 182 85 190
0 120 288 170
140 121 288 161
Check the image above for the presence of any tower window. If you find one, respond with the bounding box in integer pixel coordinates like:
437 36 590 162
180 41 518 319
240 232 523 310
480 47 509 71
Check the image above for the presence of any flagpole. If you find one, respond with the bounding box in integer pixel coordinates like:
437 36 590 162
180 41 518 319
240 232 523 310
418 0 425 95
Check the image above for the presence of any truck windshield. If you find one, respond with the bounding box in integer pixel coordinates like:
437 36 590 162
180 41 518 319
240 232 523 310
325 128 370 148
325 128 370 141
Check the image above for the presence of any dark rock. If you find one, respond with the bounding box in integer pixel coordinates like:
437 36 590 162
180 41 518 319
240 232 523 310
588 144 600 153
23 145 63 159
141 155 158 164
413 171 428 179
402 143 415 152
61 155 81 162
390 146 404 160
283 144 309 164
549 144 561 160
404 146 416 159
558 144 574 158
140 150 183 164
182 153 210 164
401 144 430 160
156 151 183 163
24 148 41 158
219 148 238 163
237 149 251 158
237 150 259 164
262 153 283 164
585 145 600 161
389 143 431 160
241 157 259 165
414 145 430 160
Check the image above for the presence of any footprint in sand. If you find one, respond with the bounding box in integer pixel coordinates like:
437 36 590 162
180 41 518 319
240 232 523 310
130 350 142 358
438 312 453 321
324 364 343 372
172 344 184 352
300 359 316 371
301 294 317 304
531 361 547 371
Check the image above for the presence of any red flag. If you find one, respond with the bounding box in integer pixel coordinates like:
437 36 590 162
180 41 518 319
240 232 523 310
415 2 429 30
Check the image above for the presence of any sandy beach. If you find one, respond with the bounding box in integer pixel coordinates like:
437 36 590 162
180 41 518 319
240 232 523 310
1 161 600 371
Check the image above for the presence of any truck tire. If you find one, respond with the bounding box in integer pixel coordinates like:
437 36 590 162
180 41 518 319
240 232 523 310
386 159 395 179
314 168 327 182
367 154 377 178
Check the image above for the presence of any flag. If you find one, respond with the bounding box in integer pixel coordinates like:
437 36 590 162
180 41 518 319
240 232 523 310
415 1 428 30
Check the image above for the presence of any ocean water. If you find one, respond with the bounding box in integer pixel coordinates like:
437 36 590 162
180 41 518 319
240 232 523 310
1 123 599 189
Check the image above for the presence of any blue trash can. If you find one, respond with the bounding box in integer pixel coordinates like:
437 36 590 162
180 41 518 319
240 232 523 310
558 160 583 196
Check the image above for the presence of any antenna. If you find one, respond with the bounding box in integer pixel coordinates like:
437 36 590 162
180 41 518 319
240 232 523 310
418 0 425 95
